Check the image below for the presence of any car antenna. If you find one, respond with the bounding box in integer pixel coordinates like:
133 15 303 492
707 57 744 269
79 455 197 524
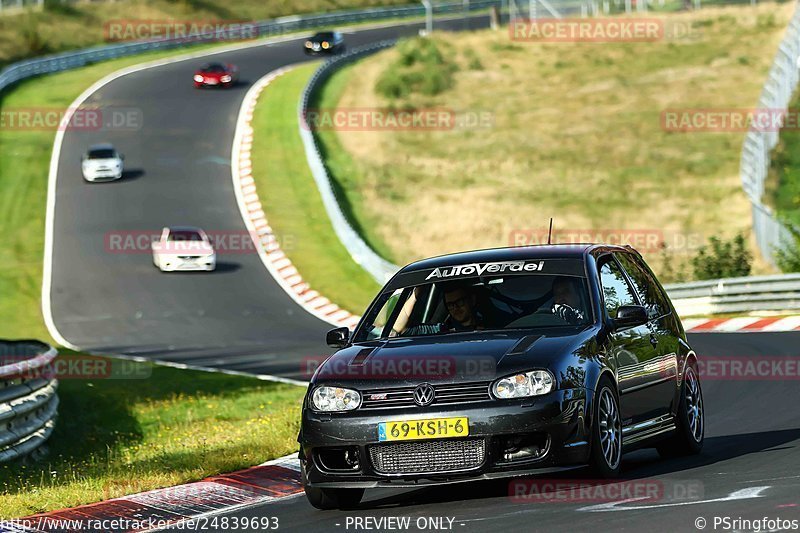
547 218 554 245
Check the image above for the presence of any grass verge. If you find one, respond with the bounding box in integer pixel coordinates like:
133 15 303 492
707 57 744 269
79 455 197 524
317 3 792 280
767 89 800 229
0 351 305 518
249 63 382 314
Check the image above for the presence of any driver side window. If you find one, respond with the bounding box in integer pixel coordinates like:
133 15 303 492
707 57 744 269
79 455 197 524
599 259 637 318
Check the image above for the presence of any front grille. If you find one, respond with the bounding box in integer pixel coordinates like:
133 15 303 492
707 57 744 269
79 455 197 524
369 438 486 475
361 381 491 409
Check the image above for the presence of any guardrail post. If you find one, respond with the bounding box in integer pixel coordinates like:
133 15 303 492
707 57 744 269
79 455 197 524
421 0 433 34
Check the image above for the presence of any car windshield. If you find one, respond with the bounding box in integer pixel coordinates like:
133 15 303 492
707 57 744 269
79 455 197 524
87 149 115 159
201 64 226 72
168 230 203 242
312 32 333 41
355 259 591 342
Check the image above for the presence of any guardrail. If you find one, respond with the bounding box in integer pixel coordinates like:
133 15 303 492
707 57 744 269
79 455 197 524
298 41 403 284
0 340 58 462
738 2 800 265
0 0 500 95
665 274 800 316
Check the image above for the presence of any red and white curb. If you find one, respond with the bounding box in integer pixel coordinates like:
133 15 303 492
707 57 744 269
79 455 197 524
7 456 302 532
231 66 361 330
683 315 800 333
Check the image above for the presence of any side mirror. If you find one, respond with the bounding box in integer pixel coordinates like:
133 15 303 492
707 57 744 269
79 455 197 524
613 305 648 331
326 327 350 349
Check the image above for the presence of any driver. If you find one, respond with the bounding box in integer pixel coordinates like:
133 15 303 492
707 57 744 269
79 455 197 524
551 276 586 325
397 282 483 336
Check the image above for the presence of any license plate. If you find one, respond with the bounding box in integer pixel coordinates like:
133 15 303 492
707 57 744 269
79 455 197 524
378 417 468 442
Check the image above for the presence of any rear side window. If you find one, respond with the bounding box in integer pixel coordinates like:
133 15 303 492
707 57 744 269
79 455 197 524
598 259 637 318
615 253 670 320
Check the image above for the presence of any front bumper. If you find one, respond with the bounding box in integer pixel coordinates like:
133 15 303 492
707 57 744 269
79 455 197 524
83 170 122 181
156 255 216 271
300 388 590 488
194 79 233 88
304 47 336 55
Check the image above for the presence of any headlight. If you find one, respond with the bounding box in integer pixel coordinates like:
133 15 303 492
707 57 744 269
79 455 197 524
322 41 330 49
194 74 204 82
221 75 232 83
492 370 554 399
311 386 361 412
305 41 312 48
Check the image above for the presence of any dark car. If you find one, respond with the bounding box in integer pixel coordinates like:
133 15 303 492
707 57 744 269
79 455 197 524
193 62 239 88
299 244 704 509
304 31 345 55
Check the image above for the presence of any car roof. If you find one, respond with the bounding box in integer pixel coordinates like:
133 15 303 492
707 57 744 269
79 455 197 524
399 244 634 273
88 143 115 151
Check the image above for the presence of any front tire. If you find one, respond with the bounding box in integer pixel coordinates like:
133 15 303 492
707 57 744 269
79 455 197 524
589 376 622 478
657 363 704 458
304 485 364 510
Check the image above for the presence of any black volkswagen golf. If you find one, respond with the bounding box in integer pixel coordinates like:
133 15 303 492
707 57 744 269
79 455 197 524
300 244 704 509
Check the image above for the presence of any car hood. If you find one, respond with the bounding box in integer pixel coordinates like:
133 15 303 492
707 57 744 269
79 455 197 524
314 328 598 388
83 158 120 168
197 71 225 78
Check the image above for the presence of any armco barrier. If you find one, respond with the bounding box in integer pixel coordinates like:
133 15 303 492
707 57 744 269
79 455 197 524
665 274 800 316
0 340 58 462
0 1 500 96
738 2 800 264
298 41 403 284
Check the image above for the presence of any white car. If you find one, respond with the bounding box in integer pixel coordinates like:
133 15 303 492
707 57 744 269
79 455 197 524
81 143 124 182
152 226 216 272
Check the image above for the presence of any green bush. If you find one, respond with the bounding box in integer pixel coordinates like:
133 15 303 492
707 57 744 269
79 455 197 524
775 224 800 272
19 16 50 56
463 48 483 70
375 37 457 100
691 234 752 280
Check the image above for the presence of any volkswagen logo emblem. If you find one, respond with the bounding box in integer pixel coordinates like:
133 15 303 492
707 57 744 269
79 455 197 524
413 383 435 407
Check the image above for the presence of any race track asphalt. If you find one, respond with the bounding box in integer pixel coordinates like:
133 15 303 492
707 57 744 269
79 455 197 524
49 15 489 380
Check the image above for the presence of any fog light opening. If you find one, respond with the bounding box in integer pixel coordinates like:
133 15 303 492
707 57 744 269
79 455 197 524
500 433 550 463
316 446 361 472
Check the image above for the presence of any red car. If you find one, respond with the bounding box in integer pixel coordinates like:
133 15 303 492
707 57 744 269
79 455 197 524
193 62 239 88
